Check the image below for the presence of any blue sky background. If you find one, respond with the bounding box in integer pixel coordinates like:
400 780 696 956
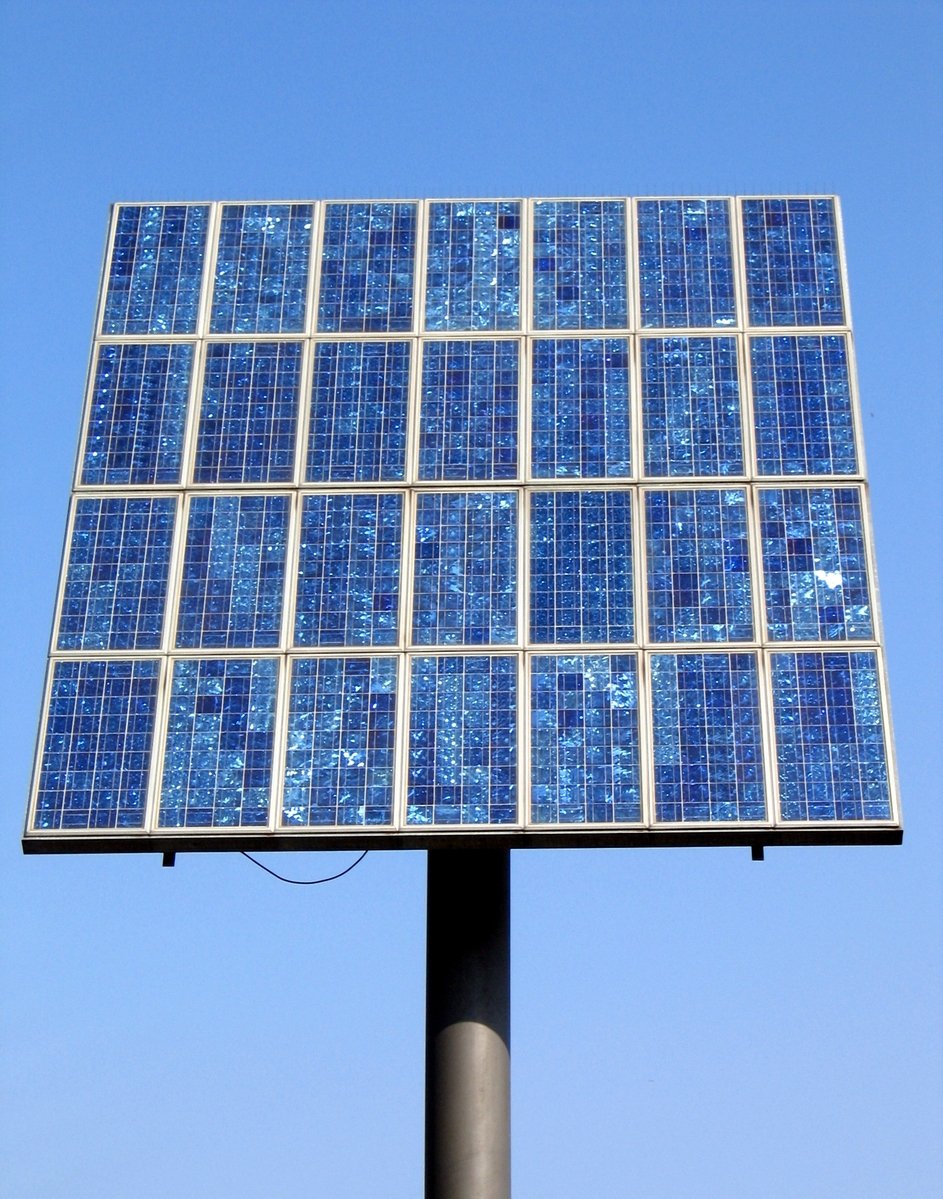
1 2 941 1195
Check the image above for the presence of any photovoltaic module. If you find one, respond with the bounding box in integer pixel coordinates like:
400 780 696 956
24 197 900 852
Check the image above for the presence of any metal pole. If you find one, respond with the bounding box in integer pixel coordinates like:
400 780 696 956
425 848 510 1199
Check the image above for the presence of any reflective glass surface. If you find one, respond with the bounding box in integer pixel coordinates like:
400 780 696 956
742 198 844 326
283 656 397 826
176 495 289 648
210 203 312 334
58 497 176 650
103 204 209 335
760 487 872 640
637 200 736 328
533 201 628 329
318 203 417 332
159 657 277 827
651 652 766 821
195 342 302 483
419 340 518 480
82 343 193 485
530 490 634 643
751 335 857 475
412 491 517 645
646 489 753 641
307 341 410 482
34 659 160 830
295 493 403 647
407 655 517 824
531 338 631 478
772 651 891 820
641 337 743 476
531 654 641 823
425 201 520 330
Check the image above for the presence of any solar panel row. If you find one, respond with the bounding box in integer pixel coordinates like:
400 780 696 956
54 485 874 651
34 649 890 832
99 198 845 337
80 334 858 487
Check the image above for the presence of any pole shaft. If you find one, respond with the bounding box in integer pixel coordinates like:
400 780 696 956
425 848 510 1199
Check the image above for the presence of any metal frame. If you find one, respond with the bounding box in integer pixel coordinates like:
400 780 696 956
24 196 902 853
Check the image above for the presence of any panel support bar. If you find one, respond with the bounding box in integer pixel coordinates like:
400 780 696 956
425 848 510 1199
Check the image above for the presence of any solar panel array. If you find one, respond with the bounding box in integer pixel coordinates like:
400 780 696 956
25 197 900 850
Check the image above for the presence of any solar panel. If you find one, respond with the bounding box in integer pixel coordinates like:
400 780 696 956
25 196 900 852
306 341 411 482
532 201 628 330
425 201 521 331
82 343 193 485
211 204 312 334
529 489 634 644
318 203 417 333
102 204 209 335
640 336 743 477
637 199 737 329
531 337 632 478
57 496 177 650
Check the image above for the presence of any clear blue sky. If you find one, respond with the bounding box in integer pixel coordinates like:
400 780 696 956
1 2 940 1195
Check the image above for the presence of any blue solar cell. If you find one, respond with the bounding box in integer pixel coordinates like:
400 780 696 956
412 491 517 646
531 338 631 478
176 495 289 649
419 340 519 480
82 343 193 485
210 203 311 334
295 493 403 647
307 341 410 482
760 487 873 641
159 658 277 828
651 652 766 821
425 201 520 330
194 342 302 483
530 654 641 823
646 488 753 641
772 651 891 820
530 491 634 643
532 201 628 329
407 655 517 824
57 497 176 650
637 200 737 328
742 197 845 326
317 203 417 332
103 204 209 335
34 659 160 830
283 656 397 826
751 335 857 475
641 337 743 476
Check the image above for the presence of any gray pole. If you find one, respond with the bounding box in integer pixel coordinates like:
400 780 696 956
425 848 510 1199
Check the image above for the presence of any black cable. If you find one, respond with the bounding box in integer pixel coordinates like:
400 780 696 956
240 849 368 886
